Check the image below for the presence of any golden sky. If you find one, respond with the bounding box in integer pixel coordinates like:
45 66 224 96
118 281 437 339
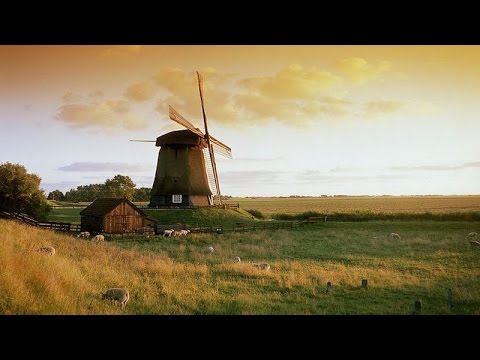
1 45 479 195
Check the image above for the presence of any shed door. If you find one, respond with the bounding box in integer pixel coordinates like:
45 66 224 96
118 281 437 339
114 215 128 233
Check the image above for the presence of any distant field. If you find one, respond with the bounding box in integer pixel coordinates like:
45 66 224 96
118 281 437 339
224 196 480 215
48 196 480 224
1 218 479 314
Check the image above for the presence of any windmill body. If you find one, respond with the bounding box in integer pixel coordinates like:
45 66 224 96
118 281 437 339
140 71 232 208
149 130 213 207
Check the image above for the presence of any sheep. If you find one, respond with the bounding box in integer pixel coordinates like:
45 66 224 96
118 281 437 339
37 246 55 256
470 240 480 247
253 262 270 270
233 256 241 263
162 229 175 237
467 232 478 239
91 234 105 244
389 233 401 240
179 229 190 236
207 246 215 253
77 231 90 238
101 288 129 309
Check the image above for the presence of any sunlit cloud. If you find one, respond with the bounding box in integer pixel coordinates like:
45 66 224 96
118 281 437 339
58 162 149 172
125 82 155 102
56 100 146 133
240 64 339 99
62 92 84 103
333 57 392 85
361 100 406 118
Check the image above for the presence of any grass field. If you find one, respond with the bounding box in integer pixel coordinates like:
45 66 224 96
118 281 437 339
223 196 480 215
1 217 479 314
48 196 480 225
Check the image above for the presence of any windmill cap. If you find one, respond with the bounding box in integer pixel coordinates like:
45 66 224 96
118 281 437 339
156 130 206 147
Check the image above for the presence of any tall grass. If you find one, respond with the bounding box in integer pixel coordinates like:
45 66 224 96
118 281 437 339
1 218 480 314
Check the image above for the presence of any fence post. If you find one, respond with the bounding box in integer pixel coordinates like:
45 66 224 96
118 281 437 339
324 216 327 223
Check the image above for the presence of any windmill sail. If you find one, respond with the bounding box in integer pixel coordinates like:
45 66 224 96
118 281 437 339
197 71 222 205
168 106 205 138
202 147 218 195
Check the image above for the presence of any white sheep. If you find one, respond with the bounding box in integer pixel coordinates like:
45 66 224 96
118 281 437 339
233 256 241 263
207 246 214 253
77 231 90 238
179 229 190 236
101 288 130 309
467 232 478 239
389 233 401 240
37 246 55 256
253 262 270 270
91 234 105 244
162 229 175 237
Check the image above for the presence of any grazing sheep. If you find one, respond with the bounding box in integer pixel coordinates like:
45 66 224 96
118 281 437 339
91 234 105 244
179 229 190 236
37 246 55 256
101 288 129 309
389 233 401 240
162 229 175 237
467 232 478 239
77 231 90 238
470 240 480 247
234 256 241 263
253 263 270 270
207 246 215 253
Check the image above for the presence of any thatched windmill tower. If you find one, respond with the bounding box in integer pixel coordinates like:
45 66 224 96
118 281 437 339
133 72 232 207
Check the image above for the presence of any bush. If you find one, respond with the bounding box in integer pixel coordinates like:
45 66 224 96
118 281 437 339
246 209 265 219
0 162 51 221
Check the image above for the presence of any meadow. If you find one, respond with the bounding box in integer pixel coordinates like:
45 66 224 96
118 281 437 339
1 217 479 314
223 195 480 215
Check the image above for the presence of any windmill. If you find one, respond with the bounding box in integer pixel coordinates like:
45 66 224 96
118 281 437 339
132 71 232 207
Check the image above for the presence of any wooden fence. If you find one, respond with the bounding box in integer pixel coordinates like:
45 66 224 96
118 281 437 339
0 211 81 232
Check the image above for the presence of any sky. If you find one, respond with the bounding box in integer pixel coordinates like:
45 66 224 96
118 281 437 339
1 45 479 197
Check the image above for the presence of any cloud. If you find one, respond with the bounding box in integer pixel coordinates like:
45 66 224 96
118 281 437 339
390 161 480 171
56 100 145 133
154 67 238 125
333 57 392 85
62 92 84 103
125 82 155 102
240 64 339 99
58 162 149 172
88 90 104 100
152 65 403 127
361 100 406 118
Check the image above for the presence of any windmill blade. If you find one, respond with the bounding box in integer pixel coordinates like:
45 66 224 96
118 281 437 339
168 105 205 138
202 147 218 195
209 136 233 159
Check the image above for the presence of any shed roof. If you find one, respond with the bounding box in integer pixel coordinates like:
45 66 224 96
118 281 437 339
80 197 146 217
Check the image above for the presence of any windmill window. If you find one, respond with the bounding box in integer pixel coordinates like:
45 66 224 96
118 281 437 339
172 194 182 203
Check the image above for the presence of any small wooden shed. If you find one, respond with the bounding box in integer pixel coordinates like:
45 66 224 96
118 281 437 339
80 197 148 234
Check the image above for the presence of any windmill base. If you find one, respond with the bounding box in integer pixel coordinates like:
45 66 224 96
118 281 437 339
149 194 212 207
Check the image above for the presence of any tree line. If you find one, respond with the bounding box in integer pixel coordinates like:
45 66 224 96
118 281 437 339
48 174 151 202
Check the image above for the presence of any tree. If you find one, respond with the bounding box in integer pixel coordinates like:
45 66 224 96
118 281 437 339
47 190 65 201
0 162 51 220
133 187 151 202
104 175 136 200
